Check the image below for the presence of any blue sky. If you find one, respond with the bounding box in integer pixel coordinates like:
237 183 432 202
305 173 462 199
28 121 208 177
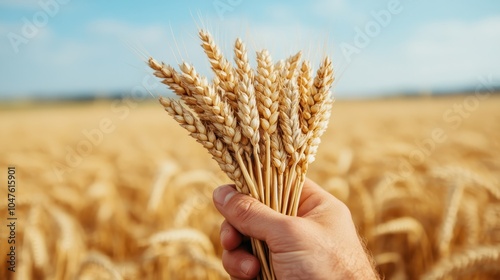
0 0 499 99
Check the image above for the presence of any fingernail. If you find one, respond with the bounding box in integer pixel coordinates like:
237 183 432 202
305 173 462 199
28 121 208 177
214 185 236 206
241 259 253 275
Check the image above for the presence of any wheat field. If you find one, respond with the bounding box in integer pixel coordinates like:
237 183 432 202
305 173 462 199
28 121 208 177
0 94 499 279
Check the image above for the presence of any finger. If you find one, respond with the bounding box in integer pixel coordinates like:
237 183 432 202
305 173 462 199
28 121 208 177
298 177 344 217
220 220 243 251
213 185 288 242
299 177 330 205
222 248 260 279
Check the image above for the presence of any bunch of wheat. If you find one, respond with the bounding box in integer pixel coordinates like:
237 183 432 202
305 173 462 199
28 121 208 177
148 29 334 279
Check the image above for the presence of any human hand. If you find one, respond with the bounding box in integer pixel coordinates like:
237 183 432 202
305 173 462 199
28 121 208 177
213 178 378 280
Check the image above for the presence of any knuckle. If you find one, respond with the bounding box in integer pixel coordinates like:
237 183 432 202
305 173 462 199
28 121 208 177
275 218 296 233
336 200 352 217
231 197 257 224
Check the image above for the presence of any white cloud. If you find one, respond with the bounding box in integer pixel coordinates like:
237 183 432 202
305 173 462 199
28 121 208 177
402 17 500 88
406 17 500 58
336 17 500 96
0 20 183 96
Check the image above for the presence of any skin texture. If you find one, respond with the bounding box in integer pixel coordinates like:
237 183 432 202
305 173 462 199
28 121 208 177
213 178 379 280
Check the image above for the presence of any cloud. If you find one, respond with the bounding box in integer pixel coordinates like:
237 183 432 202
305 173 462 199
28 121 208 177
333 17 500 95
0 20 183 96
406 17 500 58
402 17 500 88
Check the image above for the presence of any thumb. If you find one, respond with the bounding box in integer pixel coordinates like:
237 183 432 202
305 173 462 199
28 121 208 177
213 185 288 242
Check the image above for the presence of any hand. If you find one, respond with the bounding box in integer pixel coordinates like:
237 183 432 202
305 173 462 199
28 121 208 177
213 178 378 280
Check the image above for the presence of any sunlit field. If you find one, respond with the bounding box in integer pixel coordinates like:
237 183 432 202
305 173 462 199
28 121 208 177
1 94 499 279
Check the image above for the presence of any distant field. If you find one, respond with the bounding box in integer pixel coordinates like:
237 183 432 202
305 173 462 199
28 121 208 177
1 95 499 279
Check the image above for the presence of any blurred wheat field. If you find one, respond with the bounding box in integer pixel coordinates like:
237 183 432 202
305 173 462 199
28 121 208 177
0 95 499 279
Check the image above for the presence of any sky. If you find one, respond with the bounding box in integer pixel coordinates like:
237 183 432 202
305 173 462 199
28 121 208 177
0 0 499 100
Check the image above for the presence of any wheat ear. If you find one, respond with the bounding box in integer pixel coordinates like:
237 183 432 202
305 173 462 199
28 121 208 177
421 245 500 280
77 251 123 280
254 49 279 204
146 228 215 254
159 97 253 195
438 182 465 258
298 61 313 134
233 37 264 195
149 58 201 113
370 217 425 244
199 30 237 109
302 56 334 164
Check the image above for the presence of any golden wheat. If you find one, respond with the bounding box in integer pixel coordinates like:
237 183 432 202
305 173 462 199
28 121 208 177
1 79 499 278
